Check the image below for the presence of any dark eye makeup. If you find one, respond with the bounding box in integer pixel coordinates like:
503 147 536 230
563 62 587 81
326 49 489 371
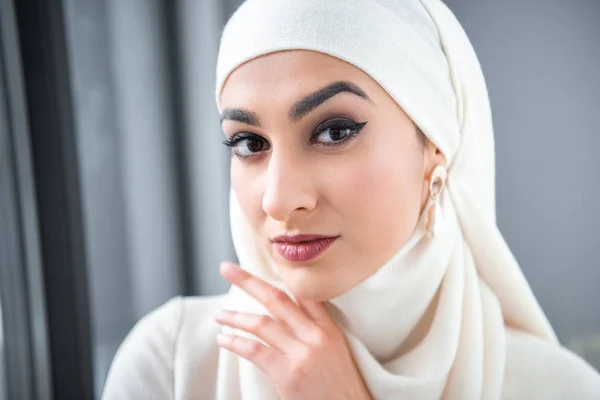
222 118 368 160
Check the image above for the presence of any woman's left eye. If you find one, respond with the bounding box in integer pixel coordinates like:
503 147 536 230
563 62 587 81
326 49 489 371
310 119 368 147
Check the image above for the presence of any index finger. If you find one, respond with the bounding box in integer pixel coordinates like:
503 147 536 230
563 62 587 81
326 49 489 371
220 262 318 337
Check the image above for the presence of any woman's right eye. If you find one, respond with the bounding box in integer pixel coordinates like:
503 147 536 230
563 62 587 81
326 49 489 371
223 134 269 159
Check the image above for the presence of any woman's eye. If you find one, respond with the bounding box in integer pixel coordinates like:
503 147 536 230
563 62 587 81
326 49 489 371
223 134 269 158
312 126 353 144
311 119 368 147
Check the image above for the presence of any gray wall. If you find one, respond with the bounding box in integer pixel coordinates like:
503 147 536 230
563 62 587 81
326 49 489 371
0 303 4 400
445 0 600 364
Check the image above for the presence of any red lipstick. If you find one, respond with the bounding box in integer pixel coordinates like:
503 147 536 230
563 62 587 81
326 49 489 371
271 234 339 262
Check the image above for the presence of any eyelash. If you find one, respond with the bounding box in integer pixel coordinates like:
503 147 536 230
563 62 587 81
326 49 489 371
222 118 368 160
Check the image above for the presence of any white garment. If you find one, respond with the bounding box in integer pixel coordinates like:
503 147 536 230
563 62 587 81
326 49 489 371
103 0 600 398
101 295 600 400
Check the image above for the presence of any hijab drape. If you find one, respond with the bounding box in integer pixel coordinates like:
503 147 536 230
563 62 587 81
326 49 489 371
213 1 557 398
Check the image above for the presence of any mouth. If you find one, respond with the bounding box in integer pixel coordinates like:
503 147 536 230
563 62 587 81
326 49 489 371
271 234 340 262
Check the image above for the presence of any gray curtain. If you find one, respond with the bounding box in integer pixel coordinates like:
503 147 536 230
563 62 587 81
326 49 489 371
177 0 238 297
62 0 241 396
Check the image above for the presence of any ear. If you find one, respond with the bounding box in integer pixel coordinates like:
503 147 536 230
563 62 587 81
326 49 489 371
420 138 447 211
423 138 447 178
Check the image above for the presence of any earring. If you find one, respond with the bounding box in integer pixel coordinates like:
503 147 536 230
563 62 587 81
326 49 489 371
426 165 447 237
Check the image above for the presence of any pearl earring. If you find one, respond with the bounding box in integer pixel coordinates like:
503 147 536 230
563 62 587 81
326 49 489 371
426 165 447 237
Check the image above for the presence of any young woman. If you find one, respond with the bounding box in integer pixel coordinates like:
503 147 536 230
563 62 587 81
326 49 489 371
102 0 600 399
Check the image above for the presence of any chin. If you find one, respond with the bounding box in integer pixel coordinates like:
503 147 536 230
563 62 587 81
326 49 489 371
288 286 333 302
278 264 348 302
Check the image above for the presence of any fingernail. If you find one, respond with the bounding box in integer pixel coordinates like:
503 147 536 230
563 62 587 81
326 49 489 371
214 309 230 320
220 262 235 273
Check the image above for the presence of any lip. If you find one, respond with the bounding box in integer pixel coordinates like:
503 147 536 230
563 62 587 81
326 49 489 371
271 234 339 262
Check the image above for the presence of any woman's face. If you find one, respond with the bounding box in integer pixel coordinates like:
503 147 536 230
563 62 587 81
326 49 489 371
220 50 443 301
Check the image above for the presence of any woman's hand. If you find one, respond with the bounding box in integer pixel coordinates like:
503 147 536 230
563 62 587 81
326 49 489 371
214 261 372 400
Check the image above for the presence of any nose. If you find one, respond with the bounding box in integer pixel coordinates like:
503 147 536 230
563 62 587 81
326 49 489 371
261 150 317 222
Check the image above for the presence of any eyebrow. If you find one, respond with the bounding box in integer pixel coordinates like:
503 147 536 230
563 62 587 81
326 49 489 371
219 80 371 127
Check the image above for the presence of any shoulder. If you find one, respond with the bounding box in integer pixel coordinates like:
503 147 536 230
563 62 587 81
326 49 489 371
502 328 600 400
102 294 228 400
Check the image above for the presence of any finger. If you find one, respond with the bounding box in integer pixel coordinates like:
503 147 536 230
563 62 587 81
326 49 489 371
220 262 317 336
216 333 287 378
214 310 304 354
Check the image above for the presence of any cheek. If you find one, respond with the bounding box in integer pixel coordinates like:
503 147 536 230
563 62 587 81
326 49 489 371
326 140 423 256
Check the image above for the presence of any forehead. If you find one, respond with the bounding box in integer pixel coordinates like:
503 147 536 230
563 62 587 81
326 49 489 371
219 50 379 107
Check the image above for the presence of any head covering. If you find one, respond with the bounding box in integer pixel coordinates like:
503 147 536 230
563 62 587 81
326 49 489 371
214 0 557 398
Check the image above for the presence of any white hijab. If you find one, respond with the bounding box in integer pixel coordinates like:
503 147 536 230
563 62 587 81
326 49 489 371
213 0 558 398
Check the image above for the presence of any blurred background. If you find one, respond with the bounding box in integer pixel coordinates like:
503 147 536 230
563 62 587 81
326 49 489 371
0 0 598 399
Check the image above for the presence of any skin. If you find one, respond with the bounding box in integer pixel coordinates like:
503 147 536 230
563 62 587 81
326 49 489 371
215 50 446 399
216 262 373 400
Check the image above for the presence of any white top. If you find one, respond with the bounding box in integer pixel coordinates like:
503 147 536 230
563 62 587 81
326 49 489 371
102 295 600 400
